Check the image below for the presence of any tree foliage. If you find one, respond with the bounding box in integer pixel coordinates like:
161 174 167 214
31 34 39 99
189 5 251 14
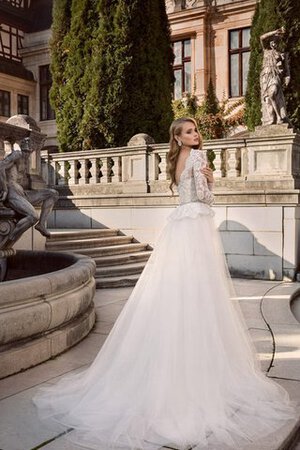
173 83 245 169
49 0 72 147
50 0 174 151
278 0 300 129
245 0 300 130
173 84 245 141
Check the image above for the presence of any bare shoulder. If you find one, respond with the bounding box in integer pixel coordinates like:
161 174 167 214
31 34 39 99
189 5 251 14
175 149 193 184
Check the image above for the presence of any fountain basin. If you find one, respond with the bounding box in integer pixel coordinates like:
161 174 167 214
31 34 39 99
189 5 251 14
291 293 300 323
0 250 96 378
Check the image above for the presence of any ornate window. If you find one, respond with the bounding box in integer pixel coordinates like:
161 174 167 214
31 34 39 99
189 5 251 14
172 38 192 100
0 24 23 62
229 27 250 97
0 90 11 117
39 65 55 121
17 94 29 115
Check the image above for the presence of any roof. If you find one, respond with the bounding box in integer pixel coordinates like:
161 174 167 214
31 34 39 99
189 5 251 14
0 0 53 33
0 57 35 81
29 0 53 32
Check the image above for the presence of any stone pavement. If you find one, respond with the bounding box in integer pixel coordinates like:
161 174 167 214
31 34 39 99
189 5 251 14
0 279 300 450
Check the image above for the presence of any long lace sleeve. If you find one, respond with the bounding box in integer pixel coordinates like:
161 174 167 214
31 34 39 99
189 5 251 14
192 152 214 206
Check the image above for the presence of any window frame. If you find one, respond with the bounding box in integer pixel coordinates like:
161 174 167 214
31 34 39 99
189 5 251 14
0 90 11 117
228 27 251 98
0 24 23 62
172 38 192 100
39 65 55 121
17 94 29 115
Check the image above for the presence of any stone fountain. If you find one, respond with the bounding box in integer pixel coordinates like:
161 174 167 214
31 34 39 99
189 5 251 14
0 115 96 379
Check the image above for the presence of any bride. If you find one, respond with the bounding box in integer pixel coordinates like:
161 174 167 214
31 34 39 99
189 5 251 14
33 117 295 450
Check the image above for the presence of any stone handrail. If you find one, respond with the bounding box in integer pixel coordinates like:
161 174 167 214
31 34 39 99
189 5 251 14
41 138 246 192
41 124 300 196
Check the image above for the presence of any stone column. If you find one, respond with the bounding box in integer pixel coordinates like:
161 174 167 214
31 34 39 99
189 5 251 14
195 29 206 100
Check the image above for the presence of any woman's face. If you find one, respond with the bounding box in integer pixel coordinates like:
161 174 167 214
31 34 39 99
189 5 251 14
177 121 200 148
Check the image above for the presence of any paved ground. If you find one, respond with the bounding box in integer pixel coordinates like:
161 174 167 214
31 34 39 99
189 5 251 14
0 279 300 450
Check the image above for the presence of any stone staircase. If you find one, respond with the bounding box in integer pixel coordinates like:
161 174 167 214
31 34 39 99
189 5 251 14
46 228 152 288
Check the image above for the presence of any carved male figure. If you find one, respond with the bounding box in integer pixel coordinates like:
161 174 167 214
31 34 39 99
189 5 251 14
260 27 290 125
0 138 58 246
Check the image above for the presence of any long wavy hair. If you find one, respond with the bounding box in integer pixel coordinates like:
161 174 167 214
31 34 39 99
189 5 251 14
167 117 202 193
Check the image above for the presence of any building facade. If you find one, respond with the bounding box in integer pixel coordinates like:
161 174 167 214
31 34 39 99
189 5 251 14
0 0 256 148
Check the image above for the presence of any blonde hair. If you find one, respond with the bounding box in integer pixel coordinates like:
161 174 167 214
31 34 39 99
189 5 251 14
167 117 202 193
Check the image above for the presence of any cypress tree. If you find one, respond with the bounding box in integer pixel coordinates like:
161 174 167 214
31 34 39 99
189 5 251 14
277 0 300 130
114 0 174 145
49 0 72 136
50 0 98 151
81 0 174 149
80 0 123 149
51 0 173 151
245 0 280 130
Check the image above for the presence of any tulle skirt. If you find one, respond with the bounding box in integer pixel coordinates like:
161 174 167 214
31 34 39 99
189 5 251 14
33 201 296 449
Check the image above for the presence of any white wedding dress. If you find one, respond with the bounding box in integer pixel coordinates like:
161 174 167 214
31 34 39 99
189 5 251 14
33 149 295 450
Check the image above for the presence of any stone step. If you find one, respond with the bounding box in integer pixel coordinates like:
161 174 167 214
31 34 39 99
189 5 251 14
46 235 133 251
94 251 152 267
96 262 146 278
62 242 150 258
45 228 152 288
96 274 140 289
48 228 119 241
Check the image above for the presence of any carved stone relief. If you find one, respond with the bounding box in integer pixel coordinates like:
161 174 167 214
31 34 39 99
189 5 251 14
165 0 175 13
165 0 199 13
185 0 198 8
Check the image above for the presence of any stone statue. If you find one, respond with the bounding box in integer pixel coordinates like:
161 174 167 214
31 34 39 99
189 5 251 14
165 0 175 12
165 0 198 13
185 0 197 8
260 27 290 126
0 137 58 247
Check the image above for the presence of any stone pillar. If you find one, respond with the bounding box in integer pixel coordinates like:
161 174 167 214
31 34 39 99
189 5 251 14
245 124 300 189
195 29 206 99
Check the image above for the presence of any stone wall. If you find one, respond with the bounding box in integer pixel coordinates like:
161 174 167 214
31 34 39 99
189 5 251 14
43 126 300 281
48 204 300 282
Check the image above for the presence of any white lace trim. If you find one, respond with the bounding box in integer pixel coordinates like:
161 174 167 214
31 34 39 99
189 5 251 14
177 149 214 206
168 201 214 221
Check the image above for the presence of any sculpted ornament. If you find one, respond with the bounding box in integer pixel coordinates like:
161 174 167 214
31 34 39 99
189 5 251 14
185 0 197 8
165 0 175 13
260 27 290 126
165 0 198 13
0 137 58 248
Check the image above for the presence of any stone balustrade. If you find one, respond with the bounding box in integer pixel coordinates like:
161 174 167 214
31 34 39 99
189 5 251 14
41 138 246 194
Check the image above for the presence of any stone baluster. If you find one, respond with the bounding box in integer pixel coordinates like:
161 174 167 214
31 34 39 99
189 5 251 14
150 153 160 181
213 148 223 178
57 160 68 185
226 148 240 178
111 156 121 183
89 158 100 184
78 158 89 185
100 157 111 183
158 151 168 181
69 159 79 184
48 160 56 185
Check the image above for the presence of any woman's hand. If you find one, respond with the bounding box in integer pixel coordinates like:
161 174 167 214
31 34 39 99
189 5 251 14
201 165 214 184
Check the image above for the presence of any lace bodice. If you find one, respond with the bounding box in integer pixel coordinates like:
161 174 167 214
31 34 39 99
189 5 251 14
177 149 214 206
